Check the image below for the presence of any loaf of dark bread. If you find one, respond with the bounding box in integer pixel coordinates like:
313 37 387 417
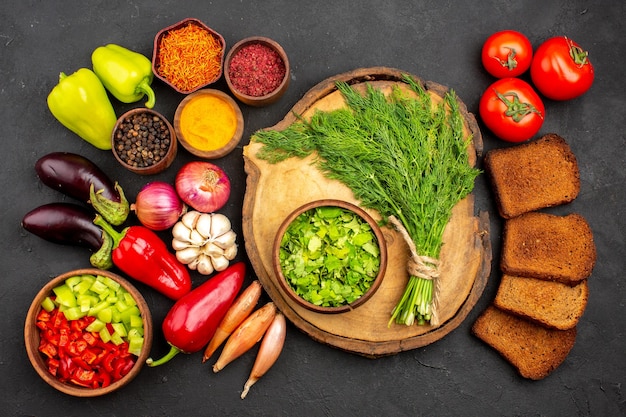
500 212 596 285
484 133 580 219
472 305 577 380
494 275 589 330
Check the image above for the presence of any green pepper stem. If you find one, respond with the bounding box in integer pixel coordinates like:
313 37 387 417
146 345 182 367
137 78 156 109
93 215 128 249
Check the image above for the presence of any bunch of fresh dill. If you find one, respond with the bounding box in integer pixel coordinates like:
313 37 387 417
253 74 480 326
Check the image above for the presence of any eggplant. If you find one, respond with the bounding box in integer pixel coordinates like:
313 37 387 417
35 152 129 225
22 202 113 269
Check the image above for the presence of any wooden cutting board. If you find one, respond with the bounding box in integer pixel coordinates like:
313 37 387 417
242 67 491 357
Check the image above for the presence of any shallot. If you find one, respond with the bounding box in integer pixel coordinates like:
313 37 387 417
241 312 286 399
202 280 262 363
131 181 186 231
213 302 276 373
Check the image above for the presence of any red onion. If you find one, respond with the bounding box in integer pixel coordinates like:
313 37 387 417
131 181 186 230
175 161 231 213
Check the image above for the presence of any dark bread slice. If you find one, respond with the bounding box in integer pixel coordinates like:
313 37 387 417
500 212 596 285
484 133 580 219
494 275 588 330
472 305 577 380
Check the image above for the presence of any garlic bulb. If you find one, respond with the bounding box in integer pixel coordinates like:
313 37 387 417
171 211 238 275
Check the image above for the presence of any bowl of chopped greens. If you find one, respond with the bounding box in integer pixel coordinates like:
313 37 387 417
273 199 387 314
24 268 152 397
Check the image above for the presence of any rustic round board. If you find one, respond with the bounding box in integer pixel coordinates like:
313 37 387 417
242 67 491 357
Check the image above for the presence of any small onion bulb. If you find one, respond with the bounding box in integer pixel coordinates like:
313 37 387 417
131 182 186 231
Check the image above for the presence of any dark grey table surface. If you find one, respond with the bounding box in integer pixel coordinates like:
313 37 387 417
2 1 624 416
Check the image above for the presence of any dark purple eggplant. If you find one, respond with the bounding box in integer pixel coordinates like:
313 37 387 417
35 152 129 225
22 202 113 269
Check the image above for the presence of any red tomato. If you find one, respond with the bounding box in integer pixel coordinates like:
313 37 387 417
479 78 545 143
530 36 594 100
481 30 533 78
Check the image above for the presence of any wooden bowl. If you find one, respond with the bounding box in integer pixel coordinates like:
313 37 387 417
273 199 387 314
24 268 153 397
152 18 225 94
174 89 244 159
111 108 177 175
224 36 290 107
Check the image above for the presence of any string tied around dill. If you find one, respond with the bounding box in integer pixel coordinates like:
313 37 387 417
388 215 441 326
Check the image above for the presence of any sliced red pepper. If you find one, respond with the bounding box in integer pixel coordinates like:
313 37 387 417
71 367 96 387
82 332 97 346
39 340 58 359
37 309 51 322
81 348 99 365
102 352 116 373
98 370 111 388
47 358 60 376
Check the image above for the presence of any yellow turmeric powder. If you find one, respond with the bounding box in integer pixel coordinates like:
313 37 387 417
179 95 237 151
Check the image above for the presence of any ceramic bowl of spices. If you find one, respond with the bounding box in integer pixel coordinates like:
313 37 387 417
174 89 244 159
111 108 177 175
224 36 290 107
24 268 153 397
272 199 387 314
153 18 226 94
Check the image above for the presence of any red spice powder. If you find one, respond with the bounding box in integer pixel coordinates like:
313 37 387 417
228 43 286 97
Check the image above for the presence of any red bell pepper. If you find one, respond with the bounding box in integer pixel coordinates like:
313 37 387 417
95 215 191 300
146 262 246 367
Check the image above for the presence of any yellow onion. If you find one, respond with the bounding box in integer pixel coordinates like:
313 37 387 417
131 181 186 230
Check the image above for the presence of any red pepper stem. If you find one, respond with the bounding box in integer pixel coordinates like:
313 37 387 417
145 345 182 367
137 78 156 109
93 214 127 249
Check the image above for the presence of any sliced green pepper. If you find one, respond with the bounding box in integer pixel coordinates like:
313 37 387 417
92 44 156 108
47 68 117 150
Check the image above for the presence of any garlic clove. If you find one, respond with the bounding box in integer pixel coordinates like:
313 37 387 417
211 255 230 272
224 244 238 260
197 255 215 275
204 242 225 257
195 213 214 239
189 229 208 246
171 238 193 251
172 222 193 242
210 213 232 237
176 247 201 264
187 257 200 271
181 210 202 230
212 230 237 249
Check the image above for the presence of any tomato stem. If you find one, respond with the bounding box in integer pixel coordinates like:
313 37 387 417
495 90 543 122
493 47 518 71
566 37 589 67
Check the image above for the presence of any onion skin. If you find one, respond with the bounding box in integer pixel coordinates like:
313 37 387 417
131 181 186 231
175 161 231 213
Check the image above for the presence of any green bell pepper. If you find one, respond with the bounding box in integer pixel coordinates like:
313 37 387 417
47 68 118 150
92 44 156 108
